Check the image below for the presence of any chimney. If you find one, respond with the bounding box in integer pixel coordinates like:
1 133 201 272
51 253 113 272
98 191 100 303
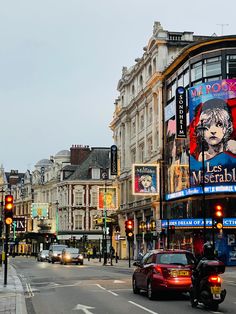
70 145 91 165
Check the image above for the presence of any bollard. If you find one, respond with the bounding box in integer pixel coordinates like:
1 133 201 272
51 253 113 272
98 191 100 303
88 253 90 261
99 252 101 262
115 252 118 263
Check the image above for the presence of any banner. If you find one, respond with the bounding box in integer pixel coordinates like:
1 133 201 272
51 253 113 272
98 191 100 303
97 187 118 210
31 203 49 219
189 79 236 190
176 86 187 138
132 164 159 195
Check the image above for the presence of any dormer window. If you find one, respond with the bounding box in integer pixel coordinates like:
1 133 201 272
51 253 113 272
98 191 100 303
92 168 100 179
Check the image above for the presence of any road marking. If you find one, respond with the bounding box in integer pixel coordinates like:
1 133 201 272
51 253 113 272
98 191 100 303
26 282 34 297
114 280 125 283
73 303 95 313
96 284 106 290
128 301 159 314
96 284 118 296
107 290 118 296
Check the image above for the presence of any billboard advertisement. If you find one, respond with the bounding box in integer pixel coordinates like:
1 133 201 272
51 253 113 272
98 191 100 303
97 186 118 210
31 203 49 219
189 79 236 190
132 164 159 195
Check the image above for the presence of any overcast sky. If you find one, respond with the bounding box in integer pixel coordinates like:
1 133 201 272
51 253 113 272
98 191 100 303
0 0 235 172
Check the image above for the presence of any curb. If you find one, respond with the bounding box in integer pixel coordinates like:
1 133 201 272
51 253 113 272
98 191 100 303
10 265 28 314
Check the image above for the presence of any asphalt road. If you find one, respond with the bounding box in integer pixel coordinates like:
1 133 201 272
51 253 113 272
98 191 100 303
11 257 236 314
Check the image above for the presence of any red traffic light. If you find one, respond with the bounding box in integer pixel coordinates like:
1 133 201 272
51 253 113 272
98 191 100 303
125 220 133 230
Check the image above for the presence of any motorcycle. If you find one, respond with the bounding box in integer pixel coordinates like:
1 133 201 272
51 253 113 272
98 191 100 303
190 260 227 311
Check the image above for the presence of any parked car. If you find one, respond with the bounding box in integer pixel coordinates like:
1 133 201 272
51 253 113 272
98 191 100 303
132 249 196 300
37 249 49 262
61 247 84 265
48 244 68 264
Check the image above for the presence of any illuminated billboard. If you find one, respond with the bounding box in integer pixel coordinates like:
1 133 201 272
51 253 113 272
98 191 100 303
31 203 49 219
132 164 159 195
189 79 236 190
97 187 118 210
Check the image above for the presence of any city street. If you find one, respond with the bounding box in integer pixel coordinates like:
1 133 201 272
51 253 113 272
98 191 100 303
10 256 236 314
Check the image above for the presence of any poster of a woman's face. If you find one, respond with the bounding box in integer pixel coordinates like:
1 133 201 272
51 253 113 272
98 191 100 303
132 164 159 195
188 79 236 189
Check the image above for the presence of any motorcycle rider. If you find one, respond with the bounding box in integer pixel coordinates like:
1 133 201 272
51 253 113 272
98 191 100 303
192 241 218 302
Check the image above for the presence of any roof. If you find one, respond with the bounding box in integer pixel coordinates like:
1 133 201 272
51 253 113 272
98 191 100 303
67 147 110 180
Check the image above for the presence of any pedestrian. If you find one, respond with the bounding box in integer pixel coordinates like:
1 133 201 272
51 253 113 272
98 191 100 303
92 246 97 259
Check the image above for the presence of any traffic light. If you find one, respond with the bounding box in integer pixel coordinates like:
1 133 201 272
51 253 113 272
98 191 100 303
4 195 14 225
150 219 156 232
125 219 134 241
213 204 223 230
169 225 175 235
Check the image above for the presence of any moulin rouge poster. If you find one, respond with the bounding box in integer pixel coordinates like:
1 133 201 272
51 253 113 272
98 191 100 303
188 79 236 189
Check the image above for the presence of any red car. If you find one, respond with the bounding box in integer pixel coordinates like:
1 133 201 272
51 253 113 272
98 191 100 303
132 249 196 300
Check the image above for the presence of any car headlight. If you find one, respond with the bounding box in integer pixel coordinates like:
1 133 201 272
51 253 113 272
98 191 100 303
78 254 83 259
65 254 70 259
53 253 57 257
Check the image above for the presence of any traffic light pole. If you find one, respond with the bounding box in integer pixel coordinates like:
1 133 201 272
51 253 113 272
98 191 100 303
212 217 215 252
4 224 9 286
128 239 131 268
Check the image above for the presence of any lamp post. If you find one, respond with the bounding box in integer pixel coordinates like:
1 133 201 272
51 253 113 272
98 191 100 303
55 200 59 237
199 120 207 243
101 170 108 265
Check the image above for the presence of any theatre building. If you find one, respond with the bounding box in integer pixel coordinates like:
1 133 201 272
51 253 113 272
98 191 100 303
162 35 236 265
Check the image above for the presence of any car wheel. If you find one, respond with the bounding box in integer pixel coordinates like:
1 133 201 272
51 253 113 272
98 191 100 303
52 260 55 264
80 262 83 265
147 281 155 300
132 277 140 294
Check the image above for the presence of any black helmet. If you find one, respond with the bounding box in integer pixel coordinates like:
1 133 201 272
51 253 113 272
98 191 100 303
203 242 214 259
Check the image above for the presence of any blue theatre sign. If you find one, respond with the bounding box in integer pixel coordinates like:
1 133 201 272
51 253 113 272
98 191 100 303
162 218 236 228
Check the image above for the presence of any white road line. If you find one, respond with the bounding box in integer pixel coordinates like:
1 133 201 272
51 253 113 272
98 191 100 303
96 284 106 290
26 282 34 297
128 301 159 314
107 290 118 296
96 284 118 296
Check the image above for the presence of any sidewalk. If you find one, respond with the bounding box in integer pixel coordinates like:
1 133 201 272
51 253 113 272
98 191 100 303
0 264 27 314
86 257 135 269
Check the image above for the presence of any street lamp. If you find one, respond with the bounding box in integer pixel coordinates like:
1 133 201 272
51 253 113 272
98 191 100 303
55 200 59 236
199 120 207 243
101 169 108 265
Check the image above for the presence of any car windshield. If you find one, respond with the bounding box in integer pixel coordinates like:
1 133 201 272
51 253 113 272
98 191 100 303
65 248 79 253
42 250 49 254
157 253 195 265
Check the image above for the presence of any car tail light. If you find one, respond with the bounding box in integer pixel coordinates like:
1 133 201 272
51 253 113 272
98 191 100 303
208 275 222 284
153 265 162 275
